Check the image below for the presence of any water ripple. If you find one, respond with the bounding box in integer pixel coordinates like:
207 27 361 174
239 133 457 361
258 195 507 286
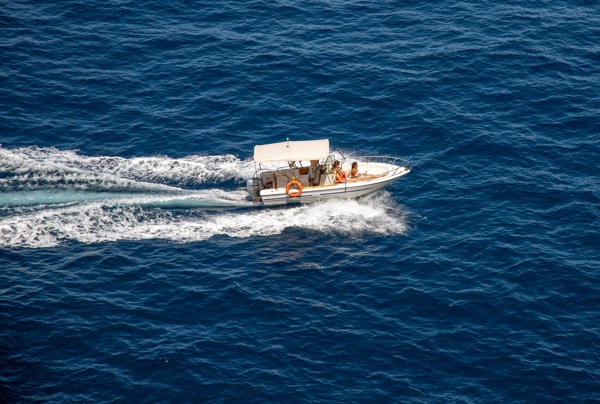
2 0 600 402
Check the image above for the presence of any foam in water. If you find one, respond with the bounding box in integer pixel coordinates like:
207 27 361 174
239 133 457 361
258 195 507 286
0 193 407 248
0 146 256 191
0 146 408 248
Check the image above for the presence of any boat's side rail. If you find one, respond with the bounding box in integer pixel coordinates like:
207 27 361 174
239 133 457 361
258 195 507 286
353 156 411 166
349 156 411 176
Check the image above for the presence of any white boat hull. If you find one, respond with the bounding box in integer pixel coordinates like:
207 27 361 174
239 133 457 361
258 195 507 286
258 165 411 206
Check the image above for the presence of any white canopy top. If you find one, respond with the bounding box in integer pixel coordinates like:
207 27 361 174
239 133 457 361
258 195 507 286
254 139 330 163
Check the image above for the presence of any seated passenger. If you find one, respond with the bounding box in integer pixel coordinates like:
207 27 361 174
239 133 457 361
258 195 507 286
349 161 360 179
348 162 387 181
333 160 347 184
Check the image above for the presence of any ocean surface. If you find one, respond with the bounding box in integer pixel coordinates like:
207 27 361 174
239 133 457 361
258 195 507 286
1 0 599 402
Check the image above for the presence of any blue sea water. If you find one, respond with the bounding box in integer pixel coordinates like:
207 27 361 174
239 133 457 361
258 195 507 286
1 0 600 402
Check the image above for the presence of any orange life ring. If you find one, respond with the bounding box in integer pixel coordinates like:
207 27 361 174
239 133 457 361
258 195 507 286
286 180 303 197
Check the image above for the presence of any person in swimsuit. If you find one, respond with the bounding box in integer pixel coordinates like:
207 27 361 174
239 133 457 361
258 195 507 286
333 160 347 184
348 161 387 181
349 162 361 179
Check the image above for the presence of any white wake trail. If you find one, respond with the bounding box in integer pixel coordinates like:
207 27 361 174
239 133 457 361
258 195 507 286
0 146 408 249
0 146 256 188
0 193 407 249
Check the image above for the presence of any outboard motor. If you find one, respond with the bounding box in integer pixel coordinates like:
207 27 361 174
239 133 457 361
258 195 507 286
246 178 261 199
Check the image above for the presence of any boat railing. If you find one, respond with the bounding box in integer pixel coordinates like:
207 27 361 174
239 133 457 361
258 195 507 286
355 155 410 165
350 156 411 176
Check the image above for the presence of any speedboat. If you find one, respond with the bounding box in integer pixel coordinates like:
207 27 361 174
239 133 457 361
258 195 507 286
246 139 411 206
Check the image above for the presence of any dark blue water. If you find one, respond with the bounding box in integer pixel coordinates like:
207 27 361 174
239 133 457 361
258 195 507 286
2 1 599 402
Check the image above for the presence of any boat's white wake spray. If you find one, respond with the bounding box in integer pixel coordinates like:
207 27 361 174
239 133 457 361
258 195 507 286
0 146 256 191
0 147 408 248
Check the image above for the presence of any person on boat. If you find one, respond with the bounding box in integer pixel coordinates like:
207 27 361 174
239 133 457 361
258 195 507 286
333 160 347 183
348 162 361 179
348 161 387 181
309 159 322 186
